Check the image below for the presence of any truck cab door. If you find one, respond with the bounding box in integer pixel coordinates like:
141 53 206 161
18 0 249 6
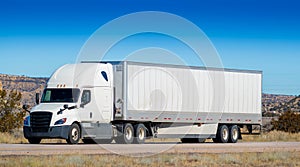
78 89 93 122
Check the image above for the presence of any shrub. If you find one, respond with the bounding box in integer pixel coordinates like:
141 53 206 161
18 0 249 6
271 111 300 133
0 89 25 132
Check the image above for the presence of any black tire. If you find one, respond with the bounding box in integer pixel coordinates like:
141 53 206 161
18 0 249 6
228 125 239 143
214 125 229 143
114 123 134 144
66 123 80 144
133 124 147 144
28 138 41 144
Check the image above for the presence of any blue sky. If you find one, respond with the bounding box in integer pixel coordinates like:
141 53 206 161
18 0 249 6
0 0 300 95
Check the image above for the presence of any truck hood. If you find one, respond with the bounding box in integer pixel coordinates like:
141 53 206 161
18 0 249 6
31 103 75 113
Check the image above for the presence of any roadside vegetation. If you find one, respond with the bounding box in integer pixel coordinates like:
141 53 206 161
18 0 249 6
271 110 300 133
0 89 25 133
242 130 300 142
1 152 300 167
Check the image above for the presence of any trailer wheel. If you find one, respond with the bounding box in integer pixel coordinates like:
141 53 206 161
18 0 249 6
214 125 229 143
28 138 41 144
115 123 134 144
66 123 80 144
134 124 146 144
228 125 239 143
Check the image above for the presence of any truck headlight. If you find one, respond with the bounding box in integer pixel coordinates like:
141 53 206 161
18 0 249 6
24 116 30 126
54 118 67 125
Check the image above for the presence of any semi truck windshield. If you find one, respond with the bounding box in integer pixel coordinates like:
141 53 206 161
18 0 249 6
41 88 80 103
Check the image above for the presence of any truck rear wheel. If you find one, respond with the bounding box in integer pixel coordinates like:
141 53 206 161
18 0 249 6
28 138 41 144
134 124 146 144
213 125 229 143
228 125 239 143
66 123 80 144
115 123 134 144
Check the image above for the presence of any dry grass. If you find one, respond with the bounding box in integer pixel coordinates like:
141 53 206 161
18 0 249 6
0 129 66 144
242 130 300 142
0 131 27 144
1 152 299 167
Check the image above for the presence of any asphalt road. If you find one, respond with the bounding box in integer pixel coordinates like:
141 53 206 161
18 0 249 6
1 142 299 156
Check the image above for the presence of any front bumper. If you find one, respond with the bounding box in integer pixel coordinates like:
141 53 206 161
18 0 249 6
23 125 70 139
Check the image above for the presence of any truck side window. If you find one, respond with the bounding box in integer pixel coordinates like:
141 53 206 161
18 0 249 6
101 71 108 82
81 90 91 105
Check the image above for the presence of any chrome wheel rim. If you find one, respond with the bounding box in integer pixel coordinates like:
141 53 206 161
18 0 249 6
125 127 132 140
138 128 145 140
222 128 228 140
71 128 79 141
232 128 238 140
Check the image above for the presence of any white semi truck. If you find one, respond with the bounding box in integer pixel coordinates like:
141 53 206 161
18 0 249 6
23 61 262 144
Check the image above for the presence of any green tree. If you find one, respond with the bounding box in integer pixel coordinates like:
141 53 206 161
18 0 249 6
271 110 300 133
0 89 25 132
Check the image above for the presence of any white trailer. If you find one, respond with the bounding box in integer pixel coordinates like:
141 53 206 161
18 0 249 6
23 61 262 144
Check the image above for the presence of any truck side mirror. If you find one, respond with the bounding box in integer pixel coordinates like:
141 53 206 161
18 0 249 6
35 93 40 104
63 104 69 109
80 103 85 108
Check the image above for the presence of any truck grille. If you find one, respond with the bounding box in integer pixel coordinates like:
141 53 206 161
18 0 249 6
30 112 52 132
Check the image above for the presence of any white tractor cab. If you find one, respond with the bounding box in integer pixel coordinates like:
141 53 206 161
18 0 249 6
23 63 114 144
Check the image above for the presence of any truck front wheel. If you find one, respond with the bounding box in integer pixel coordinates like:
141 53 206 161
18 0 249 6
28 138 41 144
66 123 80 144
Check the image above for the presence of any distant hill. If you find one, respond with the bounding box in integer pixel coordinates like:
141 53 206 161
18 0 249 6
262 94 297 115
0 74 48 107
